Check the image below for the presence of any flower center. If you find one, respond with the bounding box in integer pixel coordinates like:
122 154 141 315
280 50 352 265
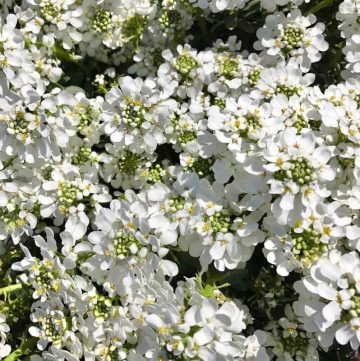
43 316 65 342
275 84 300 97
220 57 238 80
148 164 164 183
178 130 196 144
204 210 232 234
341 293 360 322
282 331 309 355
92 10 113 35
77 107 93 131
72 146 92 165
93 295 112 320
8 111 32 141
40 0 58 21
282 24 304 53
0 205 23 230
159 10 181 29
175 54 197 78
113 231 140 259
291 228 326 265
121 14 146 41
291 114 308 133
189 157 214 178
118 151 143 175
248 68 261 86
274 157 315 186
168 196 186 214
122 99 147 128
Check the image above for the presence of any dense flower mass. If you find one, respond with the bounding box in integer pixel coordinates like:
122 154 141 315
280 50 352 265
0 0 359 360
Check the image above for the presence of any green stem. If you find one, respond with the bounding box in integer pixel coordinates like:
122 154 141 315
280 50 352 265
217 282 230 289
304 0 334 15
0 284 22 296
4 337 37 361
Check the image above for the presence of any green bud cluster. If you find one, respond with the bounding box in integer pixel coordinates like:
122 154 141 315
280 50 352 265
178 130 196 144
204 210 232 234
92 10 113 35
350 294 360 317
113 231 140 259
122 14 146 41
291 228 326 265
170 114 180 129
34 263 60 291
148 164 164 183
239 113 262 139
77 107 93 131
72 146 92 165
282 332 309 356
292 114 308 133
341 293 360 322
58 183 81 214
159 10 181 29
282 24 304 53
40 0 58 21
93 295 112 320
245 114 262 129
168 196 186 213
220 57 238 80
8 111 32 141
0 205 22 229
105 347 120 361
189 157 213 178
275 84 300 97
274 157 315 186
122 99 147 128
212 97 226 109
44 317 63 341
330 97 345 107
355 94 360 108
248 68 261 86
118 150 143 176
175 54 197 78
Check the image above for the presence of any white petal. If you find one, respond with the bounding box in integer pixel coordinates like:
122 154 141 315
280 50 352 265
209 241 226 260
317 284 337 300
194 326 214 346
322 301 341 322
279 193 295 211
336 325 354 345
159 259 178 277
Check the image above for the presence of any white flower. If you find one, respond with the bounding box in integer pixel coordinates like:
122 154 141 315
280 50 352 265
0 314 11 359
294 251 360 350
255 9 328 72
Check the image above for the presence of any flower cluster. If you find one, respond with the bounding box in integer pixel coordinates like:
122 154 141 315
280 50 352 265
0 1 359 361
0 315 10 359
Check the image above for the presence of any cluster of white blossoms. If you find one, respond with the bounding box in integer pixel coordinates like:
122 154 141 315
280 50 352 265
187 0 311 13
0 0 359 360
337 0 360 76
13 0 194 74
0 315 10 359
